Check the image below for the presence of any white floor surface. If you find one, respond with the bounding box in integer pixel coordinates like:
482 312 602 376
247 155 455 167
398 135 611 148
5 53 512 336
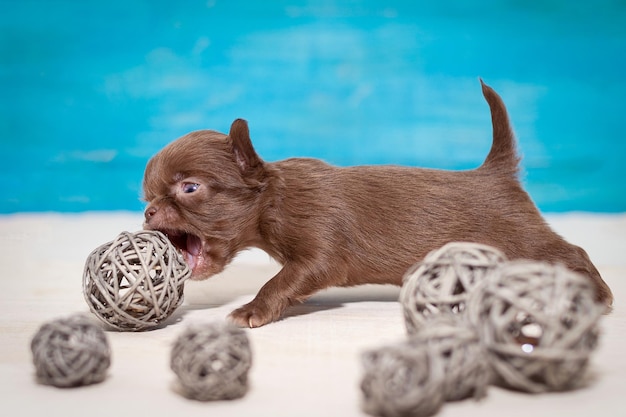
1 212 624 417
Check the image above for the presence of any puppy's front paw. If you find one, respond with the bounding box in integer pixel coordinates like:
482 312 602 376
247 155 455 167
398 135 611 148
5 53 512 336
228 300 281 328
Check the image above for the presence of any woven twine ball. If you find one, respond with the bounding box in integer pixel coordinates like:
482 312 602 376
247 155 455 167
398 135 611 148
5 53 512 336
413 316 492 402
400 242 507 334
83 230 191 331
467 260 604 393
170 321 253 401
360 316 491 417
31 315 111 387
361 339 444 417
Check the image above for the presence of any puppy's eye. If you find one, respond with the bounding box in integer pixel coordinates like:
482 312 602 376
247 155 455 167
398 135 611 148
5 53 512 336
182 183 200 193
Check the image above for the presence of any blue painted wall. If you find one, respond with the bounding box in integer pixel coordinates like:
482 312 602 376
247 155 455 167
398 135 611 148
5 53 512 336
1 0 625 213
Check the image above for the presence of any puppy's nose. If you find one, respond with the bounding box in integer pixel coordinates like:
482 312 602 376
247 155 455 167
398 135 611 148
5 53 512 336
144 206 158 222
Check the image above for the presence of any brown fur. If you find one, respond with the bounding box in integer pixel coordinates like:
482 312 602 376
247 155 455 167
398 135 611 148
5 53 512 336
143 80 613 327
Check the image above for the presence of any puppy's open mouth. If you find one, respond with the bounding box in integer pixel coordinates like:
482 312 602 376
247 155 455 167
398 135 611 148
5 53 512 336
158 229 206 275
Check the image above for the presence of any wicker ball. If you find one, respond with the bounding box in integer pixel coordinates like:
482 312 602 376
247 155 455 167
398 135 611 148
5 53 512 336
400 242 507 334
467 261 604 393
360 316 491 417
170 321 253 401
360 339 445 417
415 316 492 402
31 315 111 387
83 230 191 331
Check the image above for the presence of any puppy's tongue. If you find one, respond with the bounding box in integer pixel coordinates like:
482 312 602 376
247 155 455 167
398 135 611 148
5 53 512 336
187 234 202 256
184 234 202 271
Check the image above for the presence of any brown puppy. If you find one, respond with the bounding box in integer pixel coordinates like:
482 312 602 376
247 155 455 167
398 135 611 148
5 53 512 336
143 80 613 328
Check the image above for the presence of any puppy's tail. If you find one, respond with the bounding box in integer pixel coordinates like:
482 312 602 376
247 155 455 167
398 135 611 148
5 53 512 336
479 79 521 176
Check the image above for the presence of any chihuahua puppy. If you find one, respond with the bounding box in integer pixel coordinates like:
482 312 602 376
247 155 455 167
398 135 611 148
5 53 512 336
143 80 613 328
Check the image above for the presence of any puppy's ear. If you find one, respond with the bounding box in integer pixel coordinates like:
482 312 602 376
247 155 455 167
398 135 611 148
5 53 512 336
229 119 263 175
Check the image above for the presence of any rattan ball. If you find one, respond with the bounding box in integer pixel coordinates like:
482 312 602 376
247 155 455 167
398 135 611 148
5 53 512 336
400 242 507 334
361 338 444 417
31 315 111 387
415 316 492 402
360 316 491 417
83 230 191 331
170 321 253 401
467 260 604 393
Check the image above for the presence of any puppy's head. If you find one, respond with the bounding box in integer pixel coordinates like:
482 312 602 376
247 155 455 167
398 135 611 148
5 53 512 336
143 119 266 279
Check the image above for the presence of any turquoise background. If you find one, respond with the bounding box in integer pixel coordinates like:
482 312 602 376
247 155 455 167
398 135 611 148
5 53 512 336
1 0 625 213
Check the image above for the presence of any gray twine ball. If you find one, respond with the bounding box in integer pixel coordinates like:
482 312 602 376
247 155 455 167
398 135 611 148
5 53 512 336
170 321 253 401
360 316 490 417
400 242 507 334
31 315 111 388
83 230 191 331
467 260 604 393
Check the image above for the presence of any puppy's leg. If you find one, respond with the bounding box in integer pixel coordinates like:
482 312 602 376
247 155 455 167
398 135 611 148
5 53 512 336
560 243 613 307
229 262 342 328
